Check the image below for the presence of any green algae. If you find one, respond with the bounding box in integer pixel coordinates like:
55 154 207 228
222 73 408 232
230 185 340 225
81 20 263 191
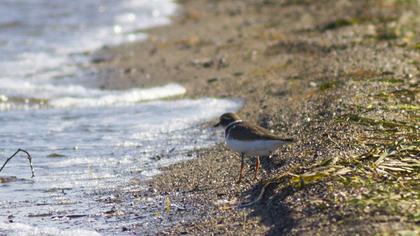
254 65 419 233
319 80 344 91
321 18 360 31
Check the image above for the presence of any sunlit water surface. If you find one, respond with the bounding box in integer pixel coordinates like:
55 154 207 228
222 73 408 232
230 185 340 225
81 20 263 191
0 0 241 234
0 98 240 235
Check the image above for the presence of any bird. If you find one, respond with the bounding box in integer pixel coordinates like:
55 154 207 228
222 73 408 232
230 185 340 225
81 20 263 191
214 112 293 183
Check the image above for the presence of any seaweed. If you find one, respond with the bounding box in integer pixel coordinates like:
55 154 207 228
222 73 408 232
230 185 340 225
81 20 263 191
245 67 419 232
320 18 360 32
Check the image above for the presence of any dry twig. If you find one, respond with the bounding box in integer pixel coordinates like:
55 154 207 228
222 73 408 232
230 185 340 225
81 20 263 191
0 149 35 178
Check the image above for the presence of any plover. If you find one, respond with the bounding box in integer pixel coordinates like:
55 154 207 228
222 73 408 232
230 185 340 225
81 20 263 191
214 113 293 182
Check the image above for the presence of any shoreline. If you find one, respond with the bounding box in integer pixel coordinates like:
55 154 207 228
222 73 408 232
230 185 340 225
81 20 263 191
93 0 419 234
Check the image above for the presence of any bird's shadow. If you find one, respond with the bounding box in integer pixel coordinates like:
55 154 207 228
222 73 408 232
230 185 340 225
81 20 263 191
261 155 286 176
241 181 295 235
241 154 295 235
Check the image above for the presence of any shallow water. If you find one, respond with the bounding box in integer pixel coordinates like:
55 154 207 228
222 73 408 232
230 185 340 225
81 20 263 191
0 0 178 111
0 97 240 234
0 0 241 234
0 0 175 85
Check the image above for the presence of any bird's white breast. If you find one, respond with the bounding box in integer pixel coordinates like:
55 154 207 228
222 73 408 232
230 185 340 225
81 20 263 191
225 138 286 156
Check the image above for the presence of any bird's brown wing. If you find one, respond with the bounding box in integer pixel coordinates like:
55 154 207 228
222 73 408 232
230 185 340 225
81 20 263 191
229 121 294 142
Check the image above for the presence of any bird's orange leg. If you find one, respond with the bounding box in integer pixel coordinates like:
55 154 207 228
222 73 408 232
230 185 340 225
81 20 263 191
237 153 245 183
254 156 260 180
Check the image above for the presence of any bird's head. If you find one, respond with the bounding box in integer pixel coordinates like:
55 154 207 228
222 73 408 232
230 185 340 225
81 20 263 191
214 112 241 128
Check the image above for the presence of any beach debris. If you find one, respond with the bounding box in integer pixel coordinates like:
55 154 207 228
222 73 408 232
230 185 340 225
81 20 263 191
233 71 244 77
207 77 220 83
214 197 238 211
28 212 53 218
66 214 88 219
168 147 176 153
123 67 136 74
0 176 17 183
191 57 213 68
151 155 162 161
183 9 202 22
176 35 204 48
103 208 124 218
164 196 171 214
239 179 278 208
0 149 35 178
47 153 66 158
128 177 142 185
90 54 113 64
319 18 359 32
216 56 229 68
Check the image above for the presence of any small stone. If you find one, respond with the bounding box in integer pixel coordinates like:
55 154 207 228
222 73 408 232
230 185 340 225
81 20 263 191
217 56 229 68
90 55 113 64
207 77 220 83
381 71 394 75
191 58 213 68
123 68 135 74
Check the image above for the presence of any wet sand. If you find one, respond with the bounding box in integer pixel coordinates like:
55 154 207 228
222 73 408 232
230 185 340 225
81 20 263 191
93 0 419 234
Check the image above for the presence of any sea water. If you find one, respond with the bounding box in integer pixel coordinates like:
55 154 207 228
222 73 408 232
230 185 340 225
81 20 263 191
0 1 241 235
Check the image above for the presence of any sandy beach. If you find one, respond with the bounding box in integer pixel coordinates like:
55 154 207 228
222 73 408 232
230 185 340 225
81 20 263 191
92 0 419 234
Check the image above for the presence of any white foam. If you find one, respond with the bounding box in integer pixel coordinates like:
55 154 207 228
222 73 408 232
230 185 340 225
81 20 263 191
0 83 186 110
0 0 178 111
49 83 186 108
0 97 243 232
0 222 101 236
0 79 100 99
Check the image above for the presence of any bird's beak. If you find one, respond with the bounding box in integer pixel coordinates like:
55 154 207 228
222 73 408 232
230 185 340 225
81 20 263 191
213 122 220 127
